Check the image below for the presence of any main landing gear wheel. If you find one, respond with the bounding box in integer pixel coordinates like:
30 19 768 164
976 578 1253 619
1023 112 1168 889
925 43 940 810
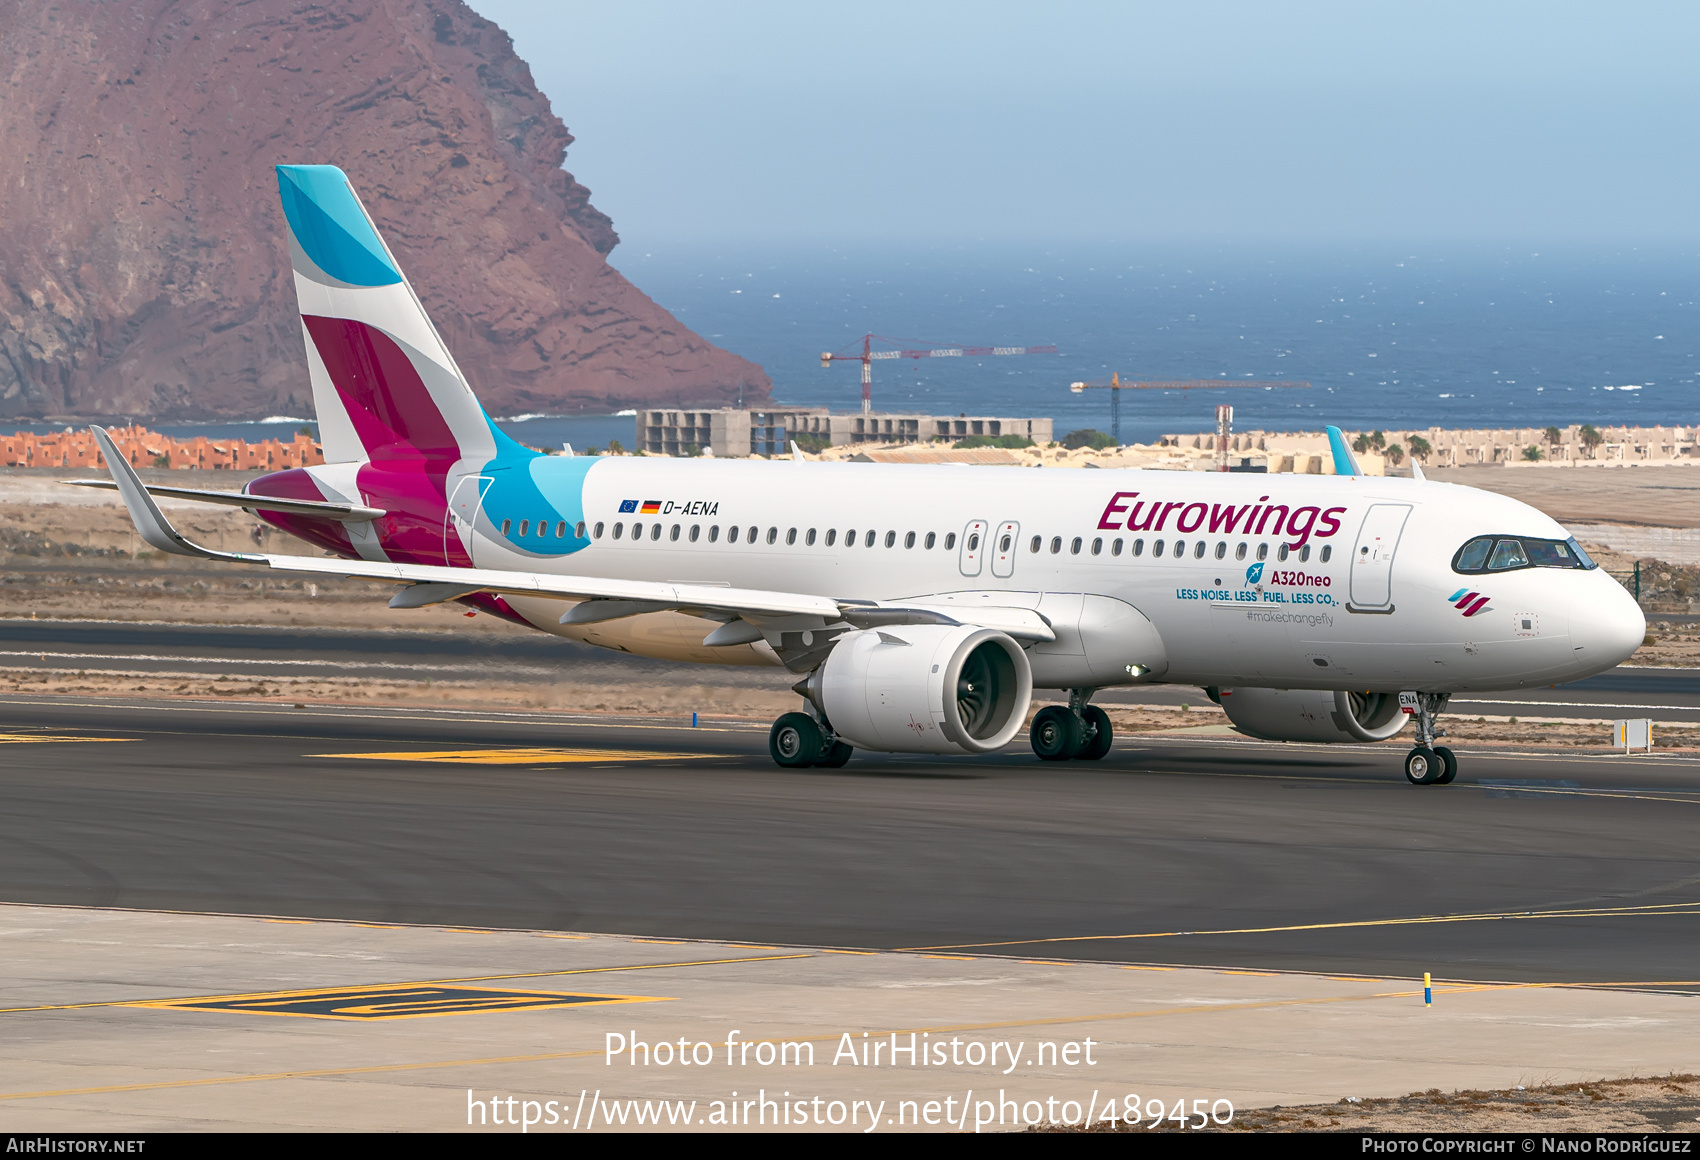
1433 745 1457 785
1030 705 1083 761
1076 705 1113 761
816 740 854 768
1404 746 1444 785
770 712 823 769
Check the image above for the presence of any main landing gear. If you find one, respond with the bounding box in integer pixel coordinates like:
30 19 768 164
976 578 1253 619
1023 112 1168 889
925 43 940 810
1403 692 1456 786
1031 689 1112 762
769 711 853 769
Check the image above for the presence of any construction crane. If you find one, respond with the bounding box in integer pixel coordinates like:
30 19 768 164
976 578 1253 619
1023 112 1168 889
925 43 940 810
1069 374 1310 468
823 334 1058 414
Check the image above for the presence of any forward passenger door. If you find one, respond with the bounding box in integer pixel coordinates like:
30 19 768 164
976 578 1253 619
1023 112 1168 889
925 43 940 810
959 520 989 577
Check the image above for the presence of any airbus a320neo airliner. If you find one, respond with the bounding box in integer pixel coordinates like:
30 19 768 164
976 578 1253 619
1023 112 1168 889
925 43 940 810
81 165 1646 781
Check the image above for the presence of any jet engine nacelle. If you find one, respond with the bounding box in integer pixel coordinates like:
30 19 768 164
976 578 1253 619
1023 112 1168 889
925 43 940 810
1217 688 1409 744
814 625 1033 754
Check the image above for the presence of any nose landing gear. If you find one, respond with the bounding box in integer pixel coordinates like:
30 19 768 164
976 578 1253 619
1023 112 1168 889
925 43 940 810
1031 689 1112 761
1403 693 1456 785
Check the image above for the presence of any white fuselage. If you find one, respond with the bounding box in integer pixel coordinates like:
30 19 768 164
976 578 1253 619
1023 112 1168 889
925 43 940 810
373 457 1645 694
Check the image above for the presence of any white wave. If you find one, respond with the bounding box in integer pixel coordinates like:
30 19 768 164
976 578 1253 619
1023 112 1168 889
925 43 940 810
256 416 314 425
615 409 638 416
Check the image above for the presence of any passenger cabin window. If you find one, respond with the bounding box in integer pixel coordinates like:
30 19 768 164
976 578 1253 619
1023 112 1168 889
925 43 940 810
1131 538 1144 556
1111 538 1123 556
966 533 979 551
1320 544 1331 562
1070 537 1082 555
1257 543 1269 561
748 526 760 544
945 533 957 550
670 524 681 541
573 521 584 539
806 528 817 545
594 522 604 538
1277 544 1290 561
1173 540 1186 557
690 525 701 542
845 529 856 545
502 519 512 536
925 532 936 549
651 524 663 540
709 525 720 542
518 520 529 537
1153 539 1166 556
767 527 778 545
1030 535 1041 554
908 532 919 549
826 529 838 546
1194 540 1206 559
1299 544 1311 562
885 531 896 548
1091 537 1102 555
1050 536 1062 555
1235 543 1247 560
1215 542 1226 560
787 528 798 545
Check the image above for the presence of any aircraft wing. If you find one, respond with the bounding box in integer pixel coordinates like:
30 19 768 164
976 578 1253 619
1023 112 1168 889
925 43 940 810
87 426 1055 643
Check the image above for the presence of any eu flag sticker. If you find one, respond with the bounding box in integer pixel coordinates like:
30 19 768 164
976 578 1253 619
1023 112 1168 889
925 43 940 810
618 499 639 513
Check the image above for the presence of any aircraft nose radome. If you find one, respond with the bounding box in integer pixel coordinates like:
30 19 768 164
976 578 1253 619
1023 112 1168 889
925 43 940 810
1570 576 1646 671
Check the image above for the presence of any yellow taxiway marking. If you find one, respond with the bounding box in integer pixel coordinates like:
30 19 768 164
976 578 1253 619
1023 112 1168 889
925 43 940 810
901 899 1700 952
126 983 666 1022
307 747 712 764
0 954 812 1017
9 979 1694 1103
0 732 132 745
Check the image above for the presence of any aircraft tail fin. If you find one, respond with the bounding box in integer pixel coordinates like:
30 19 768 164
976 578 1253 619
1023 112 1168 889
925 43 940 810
1326 425 1362 476
276 164 520 467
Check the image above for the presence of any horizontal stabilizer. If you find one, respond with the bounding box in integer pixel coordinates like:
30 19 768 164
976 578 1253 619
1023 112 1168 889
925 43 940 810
63 478 384 522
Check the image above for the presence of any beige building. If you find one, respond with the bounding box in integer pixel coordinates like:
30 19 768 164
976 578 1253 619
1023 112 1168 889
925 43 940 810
639 408 1053 457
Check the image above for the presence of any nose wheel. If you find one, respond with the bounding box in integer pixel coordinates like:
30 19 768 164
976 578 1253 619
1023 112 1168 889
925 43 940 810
1403 693 1456 785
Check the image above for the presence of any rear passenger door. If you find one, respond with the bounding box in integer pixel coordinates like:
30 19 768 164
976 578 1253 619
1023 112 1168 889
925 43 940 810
990 520 1020 578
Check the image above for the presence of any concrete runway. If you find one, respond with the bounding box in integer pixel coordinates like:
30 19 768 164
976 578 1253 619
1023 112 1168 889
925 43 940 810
1 693 1696 987
4 617 1700 721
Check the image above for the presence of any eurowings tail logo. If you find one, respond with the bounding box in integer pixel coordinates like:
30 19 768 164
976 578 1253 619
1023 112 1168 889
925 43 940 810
1448 588 1492 617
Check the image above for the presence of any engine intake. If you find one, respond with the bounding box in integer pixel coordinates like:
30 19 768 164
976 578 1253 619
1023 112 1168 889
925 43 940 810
1217 688 1409 744
812 626 1032 754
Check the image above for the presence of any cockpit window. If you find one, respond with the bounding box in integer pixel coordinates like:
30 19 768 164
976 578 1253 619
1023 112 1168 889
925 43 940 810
1453 534 1599 574
1455 537 1492 572
1488 539 1529 570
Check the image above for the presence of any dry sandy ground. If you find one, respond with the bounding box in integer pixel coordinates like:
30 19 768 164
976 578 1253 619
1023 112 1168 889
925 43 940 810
1428 464 1700 528
1062 1075 1700 1133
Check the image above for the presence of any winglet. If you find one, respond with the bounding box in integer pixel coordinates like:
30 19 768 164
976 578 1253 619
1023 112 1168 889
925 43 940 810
89 426 262 563
1326 426 1361 476
790 440 806 462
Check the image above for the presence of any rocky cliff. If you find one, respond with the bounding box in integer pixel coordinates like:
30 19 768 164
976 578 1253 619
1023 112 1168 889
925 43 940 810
0 0 771 420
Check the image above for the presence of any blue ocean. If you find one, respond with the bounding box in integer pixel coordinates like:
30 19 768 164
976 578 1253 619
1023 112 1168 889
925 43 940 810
10 243 1694 449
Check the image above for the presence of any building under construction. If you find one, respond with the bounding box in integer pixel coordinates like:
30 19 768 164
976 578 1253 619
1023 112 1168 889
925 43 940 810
639 408 1054 458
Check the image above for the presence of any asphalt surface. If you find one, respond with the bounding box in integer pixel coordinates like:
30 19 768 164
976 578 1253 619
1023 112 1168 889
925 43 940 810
1 694 1696 987
3 617 1698 718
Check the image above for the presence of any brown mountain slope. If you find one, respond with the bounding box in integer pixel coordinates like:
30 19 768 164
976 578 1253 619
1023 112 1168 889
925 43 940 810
0 0 771 420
